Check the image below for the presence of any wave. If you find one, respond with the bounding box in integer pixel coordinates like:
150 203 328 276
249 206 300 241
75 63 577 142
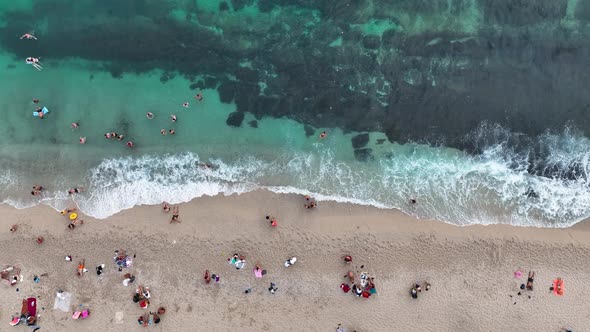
0 126 589 227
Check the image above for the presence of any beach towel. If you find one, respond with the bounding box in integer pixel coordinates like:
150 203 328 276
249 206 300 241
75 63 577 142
340 283 350 293
553 279 564 296
27 297 37 317
53 291 72 312
360 272 368 287
72 311 81 320
235 260 246 270
81 309 90 319
254 268 263 278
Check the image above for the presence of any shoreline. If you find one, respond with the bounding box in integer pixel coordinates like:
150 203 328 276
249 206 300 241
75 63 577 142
0 190 588 331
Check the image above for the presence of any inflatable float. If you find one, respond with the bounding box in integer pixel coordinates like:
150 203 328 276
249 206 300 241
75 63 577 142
33 107 49 117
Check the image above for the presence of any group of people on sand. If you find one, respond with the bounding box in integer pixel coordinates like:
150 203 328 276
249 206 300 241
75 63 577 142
340 256 377 299
137 307 165 327
214 253 287 295
61 207 84 230
304 195 317 209
163 203 180 223
410 282 431 299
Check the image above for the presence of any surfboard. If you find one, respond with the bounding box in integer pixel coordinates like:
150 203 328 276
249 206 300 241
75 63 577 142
33 107 49 117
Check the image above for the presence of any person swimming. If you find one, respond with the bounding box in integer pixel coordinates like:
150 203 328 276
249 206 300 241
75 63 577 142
35 107 44 119
126 141 134 148
25 57 42 71
146 112 154 119
160 129 167 136
195 93 203 101
71 122 79 129
20 33 37 40
182 102 189 108
171 114 177 122
319 131 327 139
79 137 86 144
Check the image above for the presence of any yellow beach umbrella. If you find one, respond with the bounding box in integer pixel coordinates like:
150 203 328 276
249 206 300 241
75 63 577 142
69 213 78 220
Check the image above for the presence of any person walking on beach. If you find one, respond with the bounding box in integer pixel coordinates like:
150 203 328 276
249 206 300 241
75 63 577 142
20 33 37 40
268 282 278 294
170 206 180 223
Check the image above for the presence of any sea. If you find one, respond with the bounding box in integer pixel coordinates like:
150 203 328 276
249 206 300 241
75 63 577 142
0 0 589 227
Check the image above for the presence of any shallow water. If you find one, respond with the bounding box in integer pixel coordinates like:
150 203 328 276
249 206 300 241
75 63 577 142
0 1 589 227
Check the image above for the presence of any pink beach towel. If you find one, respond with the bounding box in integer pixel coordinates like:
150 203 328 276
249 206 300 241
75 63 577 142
254 268 263 278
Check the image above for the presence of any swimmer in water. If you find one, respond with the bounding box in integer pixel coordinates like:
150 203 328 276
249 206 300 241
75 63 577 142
160 129 167 136
32 99 39 104
68 187 84 195
171 114 177 122
104 132 112 139
36 107 44 119
71 122 79 129
79 137 86 144
126 141 134 148
169 129 175 135
319 131 327 139
25 57 42 71
20 33 37 40
146 112 154 119
117 134 124 141
194 93 203 101
182 102 189 108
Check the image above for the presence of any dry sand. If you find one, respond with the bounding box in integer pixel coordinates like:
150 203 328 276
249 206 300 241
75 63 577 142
0 190 589 331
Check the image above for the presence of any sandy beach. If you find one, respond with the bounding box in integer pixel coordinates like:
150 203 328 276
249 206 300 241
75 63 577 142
0 190 588 331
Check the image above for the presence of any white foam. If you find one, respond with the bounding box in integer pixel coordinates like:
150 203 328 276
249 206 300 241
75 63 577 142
0 129 589 228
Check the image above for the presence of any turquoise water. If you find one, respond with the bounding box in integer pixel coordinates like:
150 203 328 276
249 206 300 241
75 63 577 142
0 1 589 227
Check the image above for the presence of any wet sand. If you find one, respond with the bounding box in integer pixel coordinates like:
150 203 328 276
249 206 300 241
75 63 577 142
0 190 588 331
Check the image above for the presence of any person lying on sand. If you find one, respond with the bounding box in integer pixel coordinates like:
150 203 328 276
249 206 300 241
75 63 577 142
344 271 355 284
526 271 535 291
204 270 211 284
77 260 86 277
68 219 84 230
10 224 17 232
61 208 77 215
266 215 277 227
152 312 161 324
